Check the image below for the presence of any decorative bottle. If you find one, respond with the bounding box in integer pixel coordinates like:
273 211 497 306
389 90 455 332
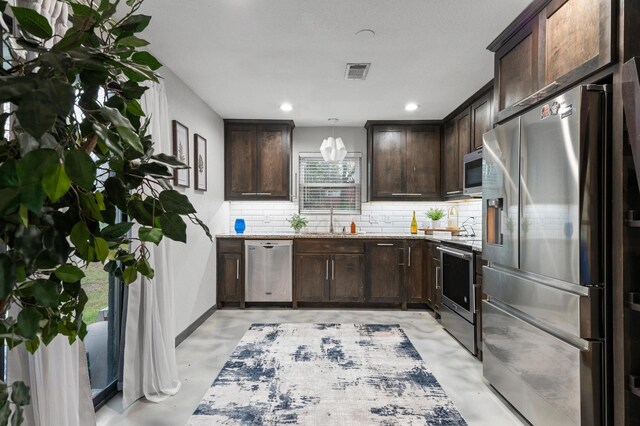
410 211 418 234
350 218 356 234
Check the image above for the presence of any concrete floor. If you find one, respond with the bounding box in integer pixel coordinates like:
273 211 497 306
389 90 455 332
96 309 526 425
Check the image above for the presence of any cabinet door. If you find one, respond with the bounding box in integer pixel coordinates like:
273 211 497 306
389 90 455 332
471 91 492 151
542 0 612 87
256 125 290 198
331 254 364 302
225 125 256 198
406 126 441 199
371 127 405 199
443 120 459 195
217 253 243 305
406 241 426 303
456 109 471 191
366 242 403 303
295 254 330 302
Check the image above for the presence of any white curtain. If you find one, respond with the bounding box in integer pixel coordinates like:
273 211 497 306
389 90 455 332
7 3 95 426
122 80 181 408
8 337 96 426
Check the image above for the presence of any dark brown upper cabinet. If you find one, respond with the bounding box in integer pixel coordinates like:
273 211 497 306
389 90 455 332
443 108 470 198
489 0 613 123
366 121 441 201
471 90 493 150
224 120 294 200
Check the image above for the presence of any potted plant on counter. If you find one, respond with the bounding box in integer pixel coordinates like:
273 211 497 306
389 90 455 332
425 208 446 229
287 214 309 233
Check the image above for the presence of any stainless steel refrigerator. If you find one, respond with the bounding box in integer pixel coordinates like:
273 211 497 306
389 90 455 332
482 84 611 426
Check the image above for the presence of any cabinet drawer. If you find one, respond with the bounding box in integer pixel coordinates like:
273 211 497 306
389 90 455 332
217 239 243 253
295 239 364 254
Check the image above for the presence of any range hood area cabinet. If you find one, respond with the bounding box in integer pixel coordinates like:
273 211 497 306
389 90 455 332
365 121 441 201
224 119 294 200
489 0 613 123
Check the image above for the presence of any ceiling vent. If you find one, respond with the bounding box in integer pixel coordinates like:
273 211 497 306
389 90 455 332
345 63 370 80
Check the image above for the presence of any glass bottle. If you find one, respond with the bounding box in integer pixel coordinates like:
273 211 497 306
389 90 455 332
410 211 418 234
350 218 356 234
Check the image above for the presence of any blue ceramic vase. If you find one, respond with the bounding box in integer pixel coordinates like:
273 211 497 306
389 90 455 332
234 218 246 234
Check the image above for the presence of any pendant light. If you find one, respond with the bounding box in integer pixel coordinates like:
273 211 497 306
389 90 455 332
320 118 347 162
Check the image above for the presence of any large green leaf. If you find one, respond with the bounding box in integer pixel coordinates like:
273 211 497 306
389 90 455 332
16 90 57 139
122 265 138 285
64 150 96 191
10 405 24 426
126 199 156 226
70 222 91 259
137 162 172 178
116 35 149 47
0 254 16 300
10 6 52 39
121 81 148 100
10 382 29 406
55 265 85 283
0 76 37 104
151 153 188 169
94 237 109 262
31 279 60 308
40 79 75 116
104 177 128 209
131 51 162 71
159 190 196 214
42 163 71 202
126 99 145 117
135 257 154 279
159 212 187 243
118 14 151 33
101 222 134 240
139 227 163 244
115 126 144 153
0 188 19 215
0 400 8 426
15 308 43 340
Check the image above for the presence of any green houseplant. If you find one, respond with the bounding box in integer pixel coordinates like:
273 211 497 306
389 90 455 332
0 0 210 422
286 214 308 233
425 207 446 228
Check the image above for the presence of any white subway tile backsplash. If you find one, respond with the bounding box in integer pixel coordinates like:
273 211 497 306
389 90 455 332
228 199 483 236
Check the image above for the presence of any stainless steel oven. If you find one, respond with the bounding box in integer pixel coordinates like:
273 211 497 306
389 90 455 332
437 244 476 354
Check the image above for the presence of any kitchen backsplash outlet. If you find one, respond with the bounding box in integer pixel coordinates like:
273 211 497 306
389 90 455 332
228 200 483 237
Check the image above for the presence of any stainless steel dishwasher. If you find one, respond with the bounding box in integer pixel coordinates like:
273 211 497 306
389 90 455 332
245 240 293 302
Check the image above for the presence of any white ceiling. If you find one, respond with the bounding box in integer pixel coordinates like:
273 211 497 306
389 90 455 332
140 0 530 127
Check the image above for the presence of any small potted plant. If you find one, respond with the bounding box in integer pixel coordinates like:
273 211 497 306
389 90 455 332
287 213 309 233
425 208 446 229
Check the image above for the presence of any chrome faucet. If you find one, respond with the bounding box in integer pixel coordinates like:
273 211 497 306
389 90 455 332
329 206 334 233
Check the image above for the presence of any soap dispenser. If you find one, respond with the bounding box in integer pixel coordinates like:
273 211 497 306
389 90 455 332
447 206 458 229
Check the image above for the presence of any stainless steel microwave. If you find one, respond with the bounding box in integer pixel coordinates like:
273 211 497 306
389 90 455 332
463 149 482 197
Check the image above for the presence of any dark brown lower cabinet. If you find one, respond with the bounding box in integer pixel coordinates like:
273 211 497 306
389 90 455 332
425 242 441 315
406 240 427 303
295 254 330 302
216 240 244 308
365 241 404 304
294 240 364 304
331 254 364 302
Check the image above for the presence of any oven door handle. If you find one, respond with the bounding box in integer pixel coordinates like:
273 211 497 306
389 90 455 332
436 246 473 260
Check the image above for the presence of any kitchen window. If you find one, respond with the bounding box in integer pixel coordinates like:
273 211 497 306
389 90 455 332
299 153 362 214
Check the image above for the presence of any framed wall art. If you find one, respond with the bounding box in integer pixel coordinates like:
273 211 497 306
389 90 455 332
194 133 207 191
172 120 190 187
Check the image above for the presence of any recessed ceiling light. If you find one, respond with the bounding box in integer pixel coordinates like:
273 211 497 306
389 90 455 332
405 103 419 112
280 103 293 112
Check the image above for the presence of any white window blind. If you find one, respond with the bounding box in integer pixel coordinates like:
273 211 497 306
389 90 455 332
299 153 362 214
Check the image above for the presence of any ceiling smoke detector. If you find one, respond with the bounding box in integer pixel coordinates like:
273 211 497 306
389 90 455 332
345 63 371 80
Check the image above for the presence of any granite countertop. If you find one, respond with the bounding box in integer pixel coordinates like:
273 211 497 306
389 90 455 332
217 232 482 252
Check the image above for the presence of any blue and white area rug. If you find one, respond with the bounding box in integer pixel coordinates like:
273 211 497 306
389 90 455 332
188 323 466 425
